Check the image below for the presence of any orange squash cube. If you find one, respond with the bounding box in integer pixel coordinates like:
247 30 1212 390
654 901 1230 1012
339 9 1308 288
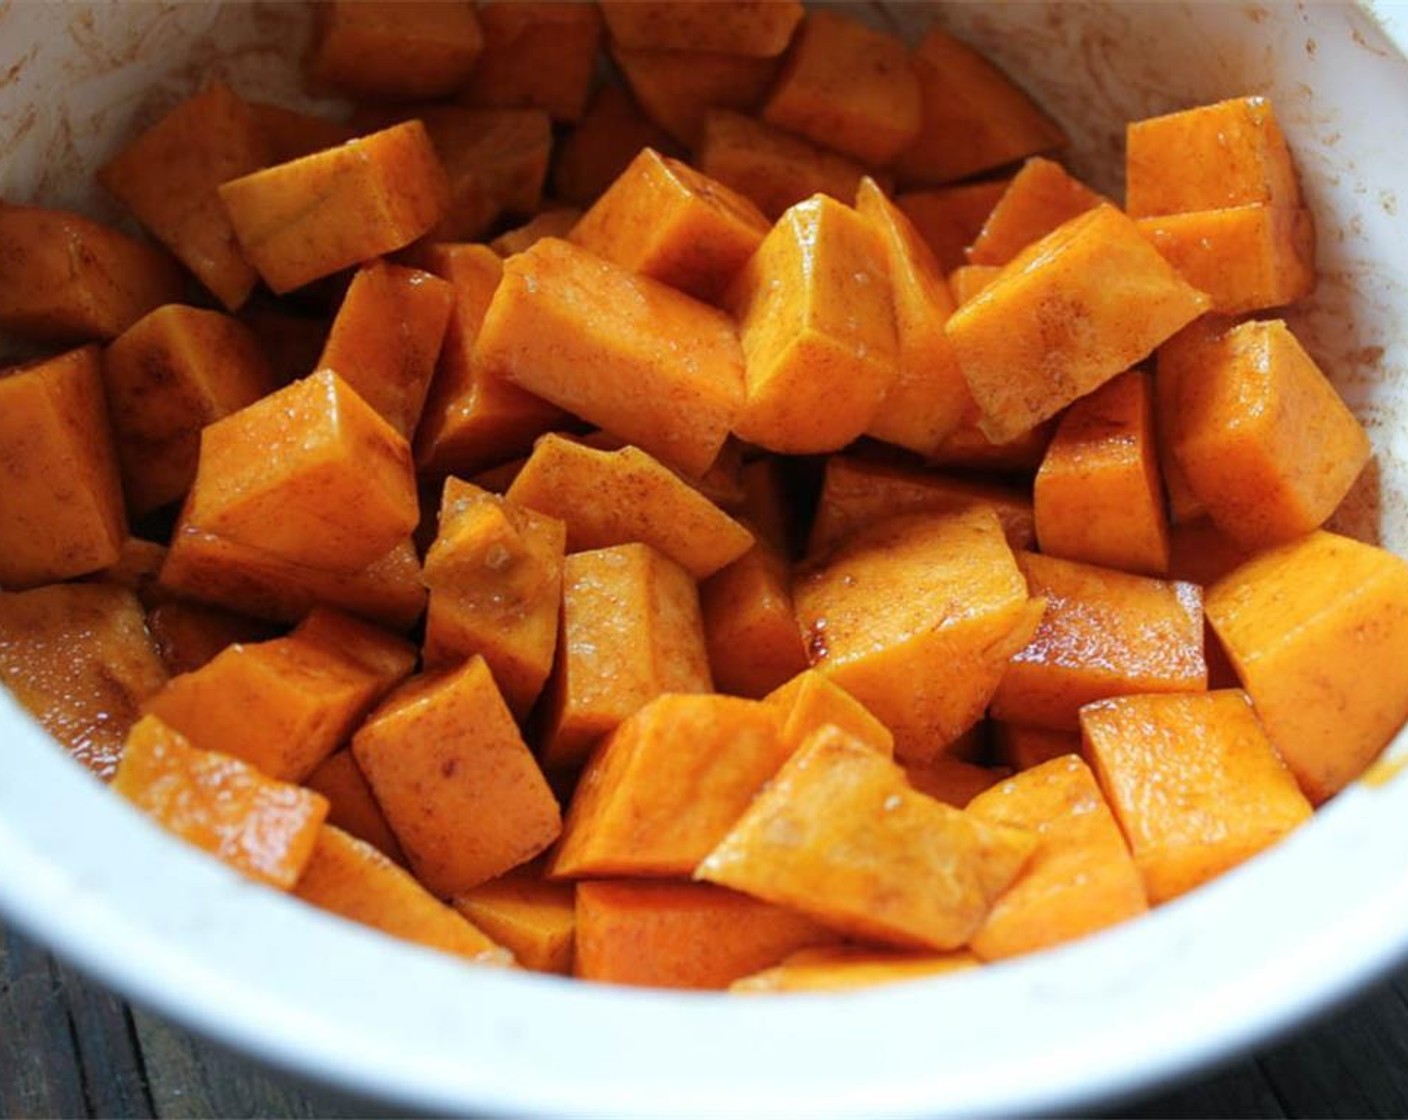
422 479 566 717
599 1 803 56
540 544 712 770
104 305 274 516
218 122 450 294
186 370 417 575
1153 315 1233 525
452 868 576 974
1206 531 1408 804
1081 691 1312 903
700 544 808 700
304 749 407 866
570 148 770 303
1166 518 1256 589
806 454 1035 559
727 194 898 454
1126 96 1302 218
894 28 1066 187
902 754 1009 809
574 880 830 990
0 347 126 588
99 82 269 309
990 552 1206 732
352 658 561 896
696 110 876 222
146 601 273 678
699 726 1036 950
1137 205 1315 315
0 583 167 780
294 826 510 965
764 669 894 759
896 180 1009 274
459 1 603 122
855 178 971 455
0 203 183 342
413 243 565 480
490 209 583 257
992 723 1081 772
474 237 744 478
505 435 754 581
552 84 681 206
114 715 328 890
946 204 1209 443
552 693 787 878
612 46 779 150
967 755 1148 958
305 0 483 102
929 410 1053 475
249 103 355 164
1034 370 1171 576
967 157 1106 267
732 945 977 993
737 456 793 555
760 10 920 167
1171 318 1370 549
794 506 1040 761
315 260 455 438
948 264 1002 306
290 607 419 688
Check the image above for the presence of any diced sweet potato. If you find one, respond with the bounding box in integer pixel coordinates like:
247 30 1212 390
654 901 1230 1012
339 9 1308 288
474 237 744 477
459 1 602 122
186 370 417 574
727 194 898 454
294 826 510 965
806 455 1035 558
967 157 1106 266
794 506 1040 761
1126 96 1302 218
0 347 126 588
599 1 803 56
0 203 183 342
1034 370 1171 576
855 178 970 455
738 456 793 556
1166 518 1255 589
115 714 326 889
352 658 561 896
315 261 455 438
990 552 1206 731
452 868 576 974
991 723 1081 772
760 10 920 167
1081 691 1312 903
249 103 355 164
574 880 830 990
894 28 1066 187
103 305 274 516
490 209 583 257
505 435 754 580
696 110 877 222
0 583 167 780
146 600 272 677
540 544 712 770
413 243 565 480
291 607 419 688
422 479 565 717
552 693 786 878
945 204 1209 443
701 544 808 699
552 84 681 206
929 411 1053 475
948 264 1002 306
143 620 411 783
612 46 779 150
1206 531 1408 804
732 945 977 993
304 749 407 866
896 180 1009 274
1153 315 1233 525
218 122 450 294
967 755 1147 958
903 755 1009 809
1137 205 1315 315
305 1 483 102
99 82 269 309
699 726 1036 950
570 148 770 303
763 669 894 759
1171 318 1370 549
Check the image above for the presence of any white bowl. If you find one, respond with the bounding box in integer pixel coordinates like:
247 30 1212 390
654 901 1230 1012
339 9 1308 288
3 2 1408 1116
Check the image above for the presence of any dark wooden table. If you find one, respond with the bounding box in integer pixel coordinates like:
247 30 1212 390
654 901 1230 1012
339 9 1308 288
5 924 1408 1119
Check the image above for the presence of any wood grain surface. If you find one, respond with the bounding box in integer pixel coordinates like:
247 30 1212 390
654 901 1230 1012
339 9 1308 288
4 923 1408 1118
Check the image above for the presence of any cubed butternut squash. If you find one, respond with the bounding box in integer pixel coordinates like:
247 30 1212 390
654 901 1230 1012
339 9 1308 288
948 264 1002 307
552 84 681 206
992 723 1081 773
305 0 484 102
249 103 355 164
1081 691 1312 903
896 180 1009 274
490 209 583 257
967 157 1106 267
700 544 808 700
146 601 273 677
612 46 779 150
599 1 803 56
452 867 576 974
458 1 603 123
763 669 894 759
902 754 1009 809
0 347 126 588
304 749 407 866
732 945 977 993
